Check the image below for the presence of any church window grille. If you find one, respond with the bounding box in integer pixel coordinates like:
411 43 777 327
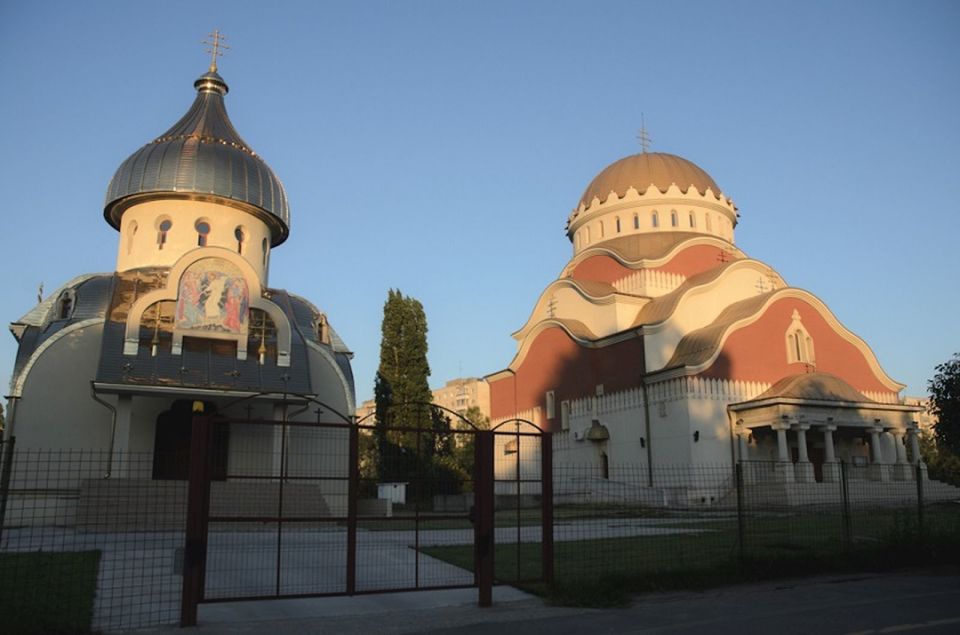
195 220 211 247
670 210 678 227
651 211 659 228
157 218 172 249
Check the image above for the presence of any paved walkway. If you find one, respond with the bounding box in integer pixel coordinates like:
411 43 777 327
118 569 960 635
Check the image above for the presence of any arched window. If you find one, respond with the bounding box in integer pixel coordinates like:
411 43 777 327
633 213 639 230
689 212 696 228
785 310 816 365
651 211 659 228
599 221 605 238
235 226 246 254
705 214 712 231
157 218 172 250
262 238 269 267
56 289 76 320
585 226 591 244
127 220 138 255
575 232 580 249
195 220 211 247
670 210 678 227
615 217 621 233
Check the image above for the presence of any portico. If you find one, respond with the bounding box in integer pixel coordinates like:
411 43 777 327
729 372 923 484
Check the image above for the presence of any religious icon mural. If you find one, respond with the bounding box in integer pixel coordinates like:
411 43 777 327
175 258 249 335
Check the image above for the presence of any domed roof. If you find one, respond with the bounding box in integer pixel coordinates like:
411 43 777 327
104 70 290 245
579 152 721 208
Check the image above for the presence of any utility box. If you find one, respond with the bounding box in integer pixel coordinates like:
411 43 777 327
377 482 408 505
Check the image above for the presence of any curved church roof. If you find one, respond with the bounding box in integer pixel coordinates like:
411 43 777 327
753 372 874 403
579 152 722 208
104 70 290 245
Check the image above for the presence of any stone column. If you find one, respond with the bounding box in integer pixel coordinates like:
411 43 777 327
821 424 839 483
891 429 912 480
793 425 814 483
736 429 754 484
906 425 927 481
869 426 890 481
773 423 794 483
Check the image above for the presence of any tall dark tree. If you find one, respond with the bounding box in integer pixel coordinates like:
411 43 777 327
374 289 433 481
929 352 960 455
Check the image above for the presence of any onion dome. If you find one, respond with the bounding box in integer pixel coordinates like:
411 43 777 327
104 70 290 245
579 152 721 208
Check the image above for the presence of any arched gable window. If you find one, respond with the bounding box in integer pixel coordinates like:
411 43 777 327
785 309 815 365
651 211 659 228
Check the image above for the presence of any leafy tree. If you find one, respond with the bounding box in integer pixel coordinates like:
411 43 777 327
929 352 960 455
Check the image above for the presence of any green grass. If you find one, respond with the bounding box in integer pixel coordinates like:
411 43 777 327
0 550 101 635
421 504 960 608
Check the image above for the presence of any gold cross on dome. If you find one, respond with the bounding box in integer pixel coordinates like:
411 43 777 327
202 29 230 72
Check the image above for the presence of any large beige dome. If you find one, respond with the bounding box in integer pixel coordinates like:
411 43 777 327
579 152 721 208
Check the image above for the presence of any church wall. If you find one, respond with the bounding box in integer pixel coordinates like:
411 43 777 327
488 326 644 430
13 323 112 452
702 297 896 395
569 255 631 284
656 244 731 278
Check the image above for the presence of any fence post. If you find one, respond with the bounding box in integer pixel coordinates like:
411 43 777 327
541 431 554 585
346 420 358 595
735 462 744 569
840 460 851 553
181 415 212 628
0 436 15 546
474 430 494 607
916 462 925 541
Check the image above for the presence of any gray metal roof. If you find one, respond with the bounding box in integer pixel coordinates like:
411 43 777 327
103 71 290 245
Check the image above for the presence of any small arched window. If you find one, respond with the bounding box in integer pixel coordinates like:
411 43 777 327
57 289 76 320
157 218 172 250
670 210 678 227
235 226 246 254
785 310 816 365
689 212 696 228
585 226 591 244
195 220 211 247
599 221 605 238
262 238 269 267
705 214 712 231
633 213 639 230
575 232 581 249
651 211 659 228
615 217 621 233
127 220 138 255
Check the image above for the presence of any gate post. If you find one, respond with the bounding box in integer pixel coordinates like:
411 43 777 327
541 432 554 585
181 414 213 627
346 419 358 594
475 430 494 607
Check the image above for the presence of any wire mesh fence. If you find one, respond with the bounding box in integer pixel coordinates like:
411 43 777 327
3 427 960 633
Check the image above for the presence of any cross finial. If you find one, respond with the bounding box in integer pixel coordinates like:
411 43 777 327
637 113 651 153
202 29 230 72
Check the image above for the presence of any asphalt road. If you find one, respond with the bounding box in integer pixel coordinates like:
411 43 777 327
122 568 960 635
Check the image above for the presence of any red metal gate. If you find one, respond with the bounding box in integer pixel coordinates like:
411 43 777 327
179 402 552 626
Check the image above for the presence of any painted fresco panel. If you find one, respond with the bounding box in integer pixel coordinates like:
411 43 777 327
175 258 249 335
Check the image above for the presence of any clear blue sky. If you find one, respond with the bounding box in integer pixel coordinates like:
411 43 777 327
1 1 958 404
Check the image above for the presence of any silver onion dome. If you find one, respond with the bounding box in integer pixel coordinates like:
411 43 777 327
104 70 290 245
